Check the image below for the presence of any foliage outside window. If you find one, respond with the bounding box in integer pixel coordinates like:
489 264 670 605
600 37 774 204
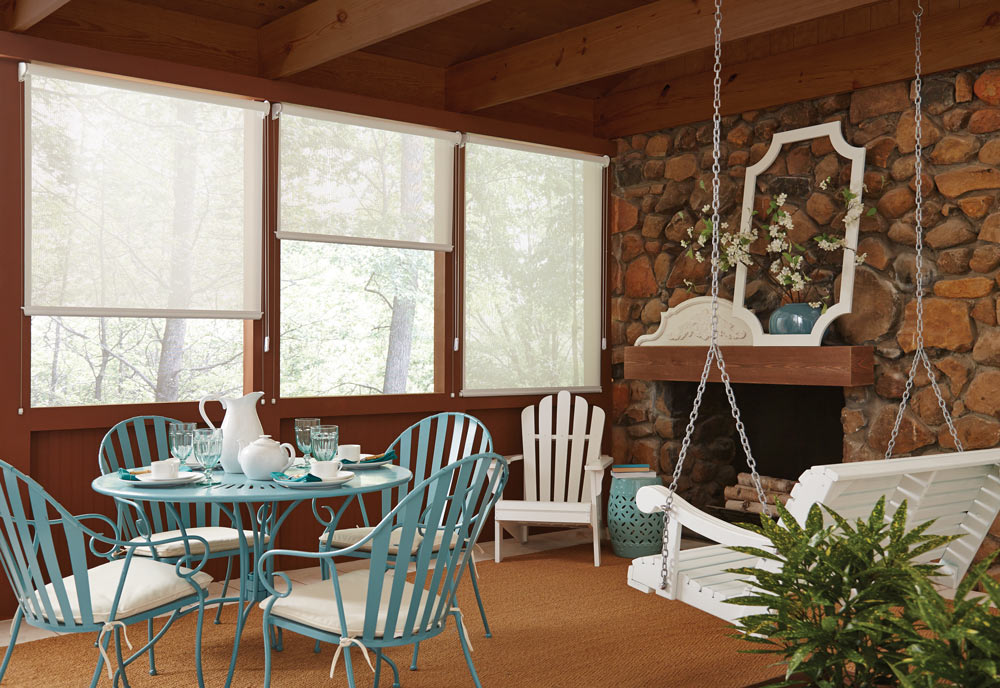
277 105 453 397
24 65 264 406
462 138 604 394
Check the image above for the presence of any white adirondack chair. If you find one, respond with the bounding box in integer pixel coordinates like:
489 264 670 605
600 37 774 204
627 449 1000 622
493 391 613 567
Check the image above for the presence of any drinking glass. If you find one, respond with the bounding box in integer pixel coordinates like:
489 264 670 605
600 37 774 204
193 428 223 485
294 418 321 464
310 425 339 462
168 422 196 464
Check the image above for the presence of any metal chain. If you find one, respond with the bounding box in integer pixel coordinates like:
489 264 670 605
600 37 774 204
884 1 963 458
660 0 769 591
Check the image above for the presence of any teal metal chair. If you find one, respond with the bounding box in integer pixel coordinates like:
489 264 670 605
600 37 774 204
260 453 509 688
316 412 494 667
99 416 262 631
0 459 212 688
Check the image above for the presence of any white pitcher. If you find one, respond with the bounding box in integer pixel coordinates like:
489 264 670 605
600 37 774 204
199 391 265 473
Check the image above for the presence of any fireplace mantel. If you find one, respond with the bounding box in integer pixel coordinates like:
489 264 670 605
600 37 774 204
624 345 874 387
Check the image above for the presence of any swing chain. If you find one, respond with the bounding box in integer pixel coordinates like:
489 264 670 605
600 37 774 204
883 0 963 459
659 0 770 592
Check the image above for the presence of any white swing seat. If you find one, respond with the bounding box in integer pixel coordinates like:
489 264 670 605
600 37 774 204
629 448 1000 621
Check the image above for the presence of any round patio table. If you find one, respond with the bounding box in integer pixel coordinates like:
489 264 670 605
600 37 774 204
92 465 412 687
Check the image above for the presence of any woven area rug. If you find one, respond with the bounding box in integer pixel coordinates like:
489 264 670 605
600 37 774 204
1 544 779 687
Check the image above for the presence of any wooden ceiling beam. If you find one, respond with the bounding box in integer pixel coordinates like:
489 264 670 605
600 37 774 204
445 0 882 113
594 2 1000 138
5 0 72 31
258 0 489 80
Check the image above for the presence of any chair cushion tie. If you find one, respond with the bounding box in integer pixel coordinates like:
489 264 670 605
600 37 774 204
97 620 132 680
330 636 375 678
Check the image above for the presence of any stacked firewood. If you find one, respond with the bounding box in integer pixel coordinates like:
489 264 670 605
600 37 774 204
723 473 797 515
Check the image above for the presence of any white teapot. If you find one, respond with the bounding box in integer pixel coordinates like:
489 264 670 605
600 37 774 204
237 435 296 480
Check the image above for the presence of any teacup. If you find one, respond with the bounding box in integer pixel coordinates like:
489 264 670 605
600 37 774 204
310 460 343 481
150 459 180 480
337 444 362 462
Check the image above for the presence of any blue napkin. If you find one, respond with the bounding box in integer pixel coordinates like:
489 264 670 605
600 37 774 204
271 471 321 482
343 450 397 465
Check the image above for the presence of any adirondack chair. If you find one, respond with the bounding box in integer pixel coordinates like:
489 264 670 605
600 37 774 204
0 459 212 688
627 449 1000 622
316 412 494 669
494 390 613 567
259 453 509 688
99 415 264 625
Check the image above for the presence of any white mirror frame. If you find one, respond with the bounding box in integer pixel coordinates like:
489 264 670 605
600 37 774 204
731 121 866 346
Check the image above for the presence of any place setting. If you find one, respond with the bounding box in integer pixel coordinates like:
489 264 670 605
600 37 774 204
272 423 355 489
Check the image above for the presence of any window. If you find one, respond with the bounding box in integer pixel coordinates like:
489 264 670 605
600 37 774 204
276 104 456 397
462 136 606 395
23 63 266 406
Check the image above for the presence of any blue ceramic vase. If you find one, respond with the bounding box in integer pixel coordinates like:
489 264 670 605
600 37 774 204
768 303 822 335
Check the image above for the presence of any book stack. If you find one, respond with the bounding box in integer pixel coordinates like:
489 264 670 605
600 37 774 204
611 463 657 479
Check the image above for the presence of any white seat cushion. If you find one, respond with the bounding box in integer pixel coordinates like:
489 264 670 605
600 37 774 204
43 558 213 624
318 527 446 555
130 527 269 557
260 568 438 637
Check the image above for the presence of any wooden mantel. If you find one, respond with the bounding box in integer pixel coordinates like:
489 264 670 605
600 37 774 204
624 346 874 387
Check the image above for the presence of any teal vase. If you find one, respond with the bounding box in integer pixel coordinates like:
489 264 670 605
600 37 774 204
769 303 822 335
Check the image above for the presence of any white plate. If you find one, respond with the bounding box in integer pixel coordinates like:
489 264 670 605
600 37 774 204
339 454 393 470
132 472 202 487
274 471 355 489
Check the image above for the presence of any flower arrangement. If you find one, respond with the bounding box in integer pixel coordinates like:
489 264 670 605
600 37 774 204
680 177 874 313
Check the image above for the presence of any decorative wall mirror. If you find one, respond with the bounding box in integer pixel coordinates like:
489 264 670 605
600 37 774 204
731 121 867 346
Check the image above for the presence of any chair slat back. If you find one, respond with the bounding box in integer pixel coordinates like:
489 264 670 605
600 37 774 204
350 454 507 644
521 391 605 503
378 413 492 524
0 460 99 631
99 416 223 538
787 449 1000 586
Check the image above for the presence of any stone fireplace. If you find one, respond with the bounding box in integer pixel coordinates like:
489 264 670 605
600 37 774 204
610 61 1000 573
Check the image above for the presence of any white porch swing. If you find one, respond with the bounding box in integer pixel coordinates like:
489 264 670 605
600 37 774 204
625 0 1000 622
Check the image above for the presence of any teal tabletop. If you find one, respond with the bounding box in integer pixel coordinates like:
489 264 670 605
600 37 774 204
91 464 412 503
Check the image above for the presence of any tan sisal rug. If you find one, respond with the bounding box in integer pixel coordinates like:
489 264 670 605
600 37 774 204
1 545 779 687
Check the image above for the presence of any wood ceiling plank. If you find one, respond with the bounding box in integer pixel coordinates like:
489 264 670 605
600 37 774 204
258 0 489 79
478 91 595 136
6 0 72 31
25 0 258 74
595 2 1000 138
445 0 882 113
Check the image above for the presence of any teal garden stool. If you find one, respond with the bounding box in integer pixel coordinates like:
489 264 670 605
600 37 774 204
607 475 664 558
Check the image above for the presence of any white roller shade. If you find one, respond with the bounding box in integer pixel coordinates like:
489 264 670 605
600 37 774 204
462 137 604 395
276 103 457 251
21 63 265 319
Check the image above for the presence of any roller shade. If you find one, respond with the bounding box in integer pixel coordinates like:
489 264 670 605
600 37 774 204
21 63 266 319
462 136 604 395
275 103 457 251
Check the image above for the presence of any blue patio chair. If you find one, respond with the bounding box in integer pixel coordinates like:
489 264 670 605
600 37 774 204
260 453 509 688
0 459 212 688
99 416 266 634
316 413 494 641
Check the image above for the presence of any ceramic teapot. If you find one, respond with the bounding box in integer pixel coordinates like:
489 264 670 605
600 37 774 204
237 435 296 480
199 391 265 473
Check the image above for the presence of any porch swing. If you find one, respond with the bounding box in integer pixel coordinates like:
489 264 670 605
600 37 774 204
625 0 1000 622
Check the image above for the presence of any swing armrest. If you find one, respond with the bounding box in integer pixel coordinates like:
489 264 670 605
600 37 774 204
636 485 771 549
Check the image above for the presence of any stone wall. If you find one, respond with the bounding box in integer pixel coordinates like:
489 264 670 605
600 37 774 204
609 61 1000 571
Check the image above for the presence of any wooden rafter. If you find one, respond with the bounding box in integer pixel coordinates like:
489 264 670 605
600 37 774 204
445 0 883 113
4 0 71 31
595 2 1000 137
258 0 489 80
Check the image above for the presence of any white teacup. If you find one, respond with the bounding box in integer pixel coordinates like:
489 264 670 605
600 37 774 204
310 460 343 480
150 459 180 480
337 444 362 462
